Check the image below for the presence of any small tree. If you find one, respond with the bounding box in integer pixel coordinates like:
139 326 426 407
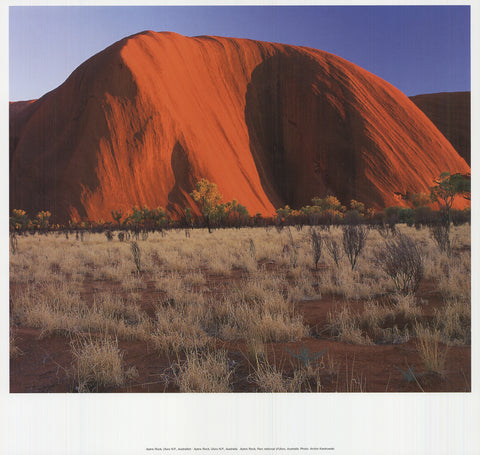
311 195 346 213
342 224 368 270
430 172 470 227
191 178 223 233
111 210 124 225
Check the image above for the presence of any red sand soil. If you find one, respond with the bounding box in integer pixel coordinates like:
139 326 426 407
10 277 470 393
410 92 470 165
10 32 470 223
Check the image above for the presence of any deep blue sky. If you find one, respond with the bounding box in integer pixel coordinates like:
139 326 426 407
9 5 470 101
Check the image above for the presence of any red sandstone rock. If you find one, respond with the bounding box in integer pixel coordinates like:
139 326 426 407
10 31 470 222
410 92 470 165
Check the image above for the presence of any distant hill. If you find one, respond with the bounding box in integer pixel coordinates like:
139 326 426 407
410 92 470 165
10 31 470 222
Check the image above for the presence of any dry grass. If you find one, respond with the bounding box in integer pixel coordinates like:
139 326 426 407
392 294 422 319
342 357 367 392
151 304 212 354
327 295 420 345
10 330 22 358
215 276 309 342
172 349 232 392
246 337 267 364
10 283 151 340
9 224 470 392
414 325 448 376
71 336 138 392
436 252 470 299
154 272 205 306
326 305 373 345
252 352 364 393
252 359 303 392
434 298 470 346
250 350 324 393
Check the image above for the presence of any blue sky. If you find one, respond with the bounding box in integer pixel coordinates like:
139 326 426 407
9 5 470 101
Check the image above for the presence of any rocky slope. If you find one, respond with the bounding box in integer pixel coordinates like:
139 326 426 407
410 91 470 165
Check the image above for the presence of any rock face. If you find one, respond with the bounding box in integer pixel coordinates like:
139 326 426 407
410 92 470 165
10 31 470 222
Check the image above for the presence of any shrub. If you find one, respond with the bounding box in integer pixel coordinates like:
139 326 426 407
324 236 343 267
375 234 424 295
342 224 368 270
398 208 415 226
451 208 470 226
383 206 401 227
311 195 346 214
10 209 31 232
33 211 51 230
429 224 450 254
350 199 365 215
344 209 362 225
410 192 431 208
375 222 396 239
414 206 434 228
310 228 322 270
111 209 124 225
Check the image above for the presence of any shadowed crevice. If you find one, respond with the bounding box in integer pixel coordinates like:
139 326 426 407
244 50 360 209
167 141 197 217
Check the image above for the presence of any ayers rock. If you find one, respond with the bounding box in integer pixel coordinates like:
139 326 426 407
410 92 470 166
10 31 470 222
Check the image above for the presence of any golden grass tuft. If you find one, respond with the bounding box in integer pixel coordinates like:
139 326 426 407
214 279 309 343
434 298 470 345
71 336 137 392
252 359 300 393
173 349 232 392
326 306 373 345
414 325 448 376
